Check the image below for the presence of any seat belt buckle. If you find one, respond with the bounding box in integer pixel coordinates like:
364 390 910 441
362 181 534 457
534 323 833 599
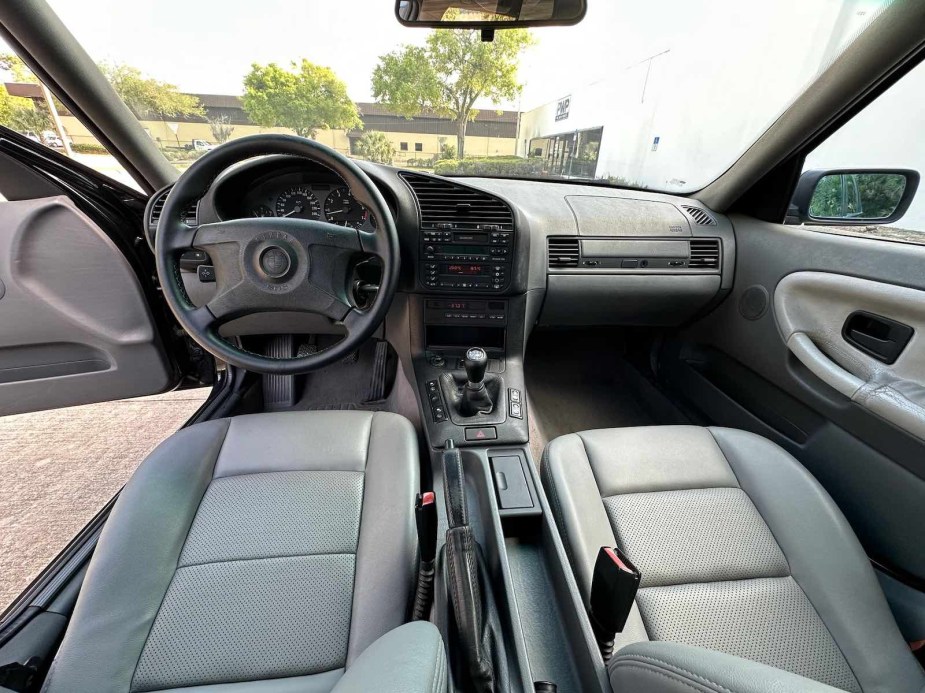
589 546 641 659
412 491 438 621
415 491 437 563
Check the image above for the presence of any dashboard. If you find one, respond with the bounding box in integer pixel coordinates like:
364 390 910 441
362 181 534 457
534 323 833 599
146 154 736 333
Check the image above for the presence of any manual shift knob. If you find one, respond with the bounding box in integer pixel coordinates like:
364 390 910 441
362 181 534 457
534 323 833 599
463 346 488 385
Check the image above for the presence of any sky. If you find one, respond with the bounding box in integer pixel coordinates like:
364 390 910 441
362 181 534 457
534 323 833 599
34 0 875 113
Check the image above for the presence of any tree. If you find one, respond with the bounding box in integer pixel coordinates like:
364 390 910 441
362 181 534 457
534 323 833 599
0 85 51 135
98 63 203 120
372 26 533 158
354 131 394 165
242 60 362 138
208 114 235 143
0 53 38 83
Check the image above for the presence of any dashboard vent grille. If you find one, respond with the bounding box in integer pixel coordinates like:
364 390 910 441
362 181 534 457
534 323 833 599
400 172 514 230
681 205 717 226
689 239 721 269
548 237 580 268
148 187 198 229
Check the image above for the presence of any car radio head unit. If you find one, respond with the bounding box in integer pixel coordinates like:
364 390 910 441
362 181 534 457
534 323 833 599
421 227 513 292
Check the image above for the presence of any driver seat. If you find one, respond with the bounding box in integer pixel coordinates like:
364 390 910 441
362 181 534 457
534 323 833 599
42 410 448 693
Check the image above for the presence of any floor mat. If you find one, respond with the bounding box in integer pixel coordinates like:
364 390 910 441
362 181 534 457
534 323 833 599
291 337 396 411
524 329 685 462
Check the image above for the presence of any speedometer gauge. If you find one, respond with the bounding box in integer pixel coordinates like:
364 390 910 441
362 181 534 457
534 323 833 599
324 187 374 229
275 186 320 219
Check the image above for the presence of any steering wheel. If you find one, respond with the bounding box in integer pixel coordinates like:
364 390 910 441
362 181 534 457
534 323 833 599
155 134 399 375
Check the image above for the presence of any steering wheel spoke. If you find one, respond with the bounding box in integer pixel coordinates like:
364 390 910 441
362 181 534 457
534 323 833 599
161 222 197 254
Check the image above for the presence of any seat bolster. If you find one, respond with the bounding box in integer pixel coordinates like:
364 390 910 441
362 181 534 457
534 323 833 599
709 427 925 693
346 412 419 663
543 433 620 601
42 419 231 693
610 641 845 693
333 622 447 693
542 434 649 648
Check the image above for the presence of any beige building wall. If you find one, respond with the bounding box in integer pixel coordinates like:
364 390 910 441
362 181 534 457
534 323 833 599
58 115 514 160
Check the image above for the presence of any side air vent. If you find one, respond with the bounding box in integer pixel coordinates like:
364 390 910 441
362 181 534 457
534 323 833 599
400 172 513 230
548 237 580 268
681 205 717 226
148 187 198 231
689 238 721 269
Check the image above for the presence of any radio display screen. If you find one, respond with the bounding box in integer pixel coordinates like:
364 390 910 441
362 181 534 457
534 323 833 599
441 263 488 276
439 245 488 255
453 232 489 244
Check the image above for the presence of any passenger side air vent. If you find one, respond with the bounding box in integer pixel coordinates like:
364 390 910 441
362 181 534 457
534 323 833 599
400 172 513 230
148 187 198 231
680 205 717 226
547 237 580 268
688 239 721 269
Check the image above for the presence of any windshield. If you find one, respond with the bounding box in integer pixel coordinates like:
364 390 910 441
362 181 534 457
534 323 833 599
3 0 888 193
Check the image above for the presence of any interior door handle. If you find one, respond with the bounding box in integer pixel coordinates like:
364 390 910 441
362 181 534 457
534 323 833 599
842 311 914 364
787 332 864 398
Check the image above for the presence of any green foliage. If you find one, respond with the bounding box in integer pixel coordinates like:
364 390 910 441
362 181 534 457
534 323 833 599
809 173 905 219
434 156 545 177
354 131 395 165
0 53 38 83
405 156 437 168
99 63 203 119
439 141 457 160
208 114 235 143
242 60 362 138
0 85 52 135
71 142 109 154
372 27 533 157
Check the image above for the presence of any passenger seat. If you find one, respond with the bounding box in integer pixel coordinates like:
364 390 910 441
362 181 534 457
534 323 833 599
542 425 925 692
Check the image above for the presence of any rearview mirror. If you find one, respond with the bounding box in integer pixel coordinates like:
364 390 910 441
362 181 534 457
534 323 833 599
787 169 919 225
396 0 586 28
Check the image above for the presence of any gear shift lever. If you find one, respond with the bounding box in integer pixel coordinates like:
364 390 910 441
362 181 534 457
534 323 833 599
456 346 493 416
463 347 489 386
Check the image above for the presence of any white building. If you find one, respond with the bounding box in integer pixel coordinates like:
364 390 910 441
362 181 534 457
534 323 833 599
517 0 924 230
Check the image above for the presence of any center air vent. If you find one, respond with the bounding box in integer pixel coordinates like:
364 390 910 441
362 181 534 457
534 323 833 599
680 205 717 226
148 187 198 231
400 172 513 230
548 237 580 268
689 238 721 268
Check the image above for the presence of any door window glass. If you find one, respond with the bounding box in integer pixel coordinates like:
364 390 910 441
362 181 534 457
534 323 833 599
798 59 925 244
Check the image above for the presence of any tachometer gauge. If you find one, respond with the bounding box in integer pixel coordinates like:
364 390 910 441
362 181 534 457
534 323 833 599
252 204 274 217
324 187 372 229
275 186 320 219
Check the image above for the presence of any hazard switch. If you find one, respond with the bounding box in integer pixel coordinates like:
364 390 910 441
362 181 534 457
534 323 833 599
465 426 497 441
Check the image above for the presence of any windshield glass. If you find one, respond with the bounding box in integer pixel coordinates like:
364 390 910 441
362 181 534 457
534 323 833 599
3 0 888 192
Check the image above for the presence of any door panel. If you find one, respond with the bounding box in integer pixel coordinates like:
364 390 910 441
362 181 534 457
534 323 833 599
775 271 925 440
666 217 925 587
0 196 172 415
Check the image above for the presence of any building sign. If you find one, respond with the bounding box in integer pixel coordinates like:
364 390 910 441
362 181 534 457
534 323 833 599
555 96 570 122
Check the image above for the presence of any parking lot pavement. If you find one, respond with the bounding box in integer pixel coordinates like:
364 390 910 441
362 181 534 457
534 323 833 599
0 388 209 611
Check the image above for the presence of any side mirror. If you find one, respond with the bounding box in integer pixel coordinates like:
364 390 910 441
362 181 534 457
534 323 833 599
786 169 919 225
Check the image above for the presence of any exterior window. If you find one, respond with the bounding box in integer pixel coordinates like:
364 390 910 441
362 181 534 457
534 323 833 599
798 58 925 244
400 142 408 151
415 142 423 152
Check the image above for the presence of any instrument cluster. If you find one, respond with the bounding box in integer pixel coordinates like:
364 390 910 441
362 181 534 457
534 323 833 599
248 183 376 231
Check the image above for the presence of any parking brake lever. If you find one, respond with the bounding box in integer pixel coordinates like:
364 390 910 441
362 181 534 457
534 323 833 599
441 439 496 692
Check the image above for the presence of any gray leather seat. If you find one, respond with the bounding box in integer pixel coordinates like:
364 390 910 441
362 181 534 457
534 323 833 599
542 425 925 693
43 410 447 693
